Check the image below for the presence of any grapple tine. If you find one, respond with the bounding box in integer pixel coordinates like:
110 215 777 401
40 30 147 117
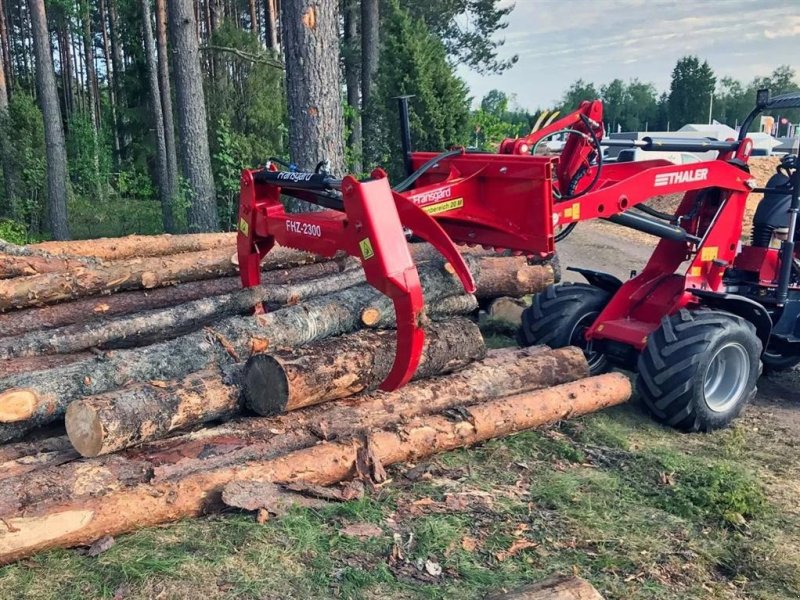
380 269 426 391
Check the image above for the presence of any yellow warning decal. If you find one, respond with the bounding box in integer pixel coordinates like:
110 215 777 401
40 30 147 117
571 202 581 220
238 217 249 236
690 266 702 277
422 197 464 216
564 207 573 218
359 238 375 260
701 246 718 262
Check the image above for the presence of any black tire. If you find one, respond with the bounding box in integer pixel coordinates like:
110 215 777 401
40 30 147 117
637 310 762 432
517 283 610 375
761 350 800 373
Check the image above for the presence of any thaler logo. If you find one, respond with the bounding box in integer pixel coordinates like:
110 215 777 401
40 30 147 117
654 168 709 187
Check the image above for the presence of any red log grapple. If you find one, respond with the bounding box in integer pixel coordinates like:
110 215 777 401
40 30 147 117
239 89 800 432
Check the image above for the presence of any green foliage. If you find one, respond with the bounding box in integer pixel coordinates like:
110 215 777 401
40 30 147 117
366 0 471 177
0 218 28 244
668 55 716 127
403 0 518 74
5 92 46 232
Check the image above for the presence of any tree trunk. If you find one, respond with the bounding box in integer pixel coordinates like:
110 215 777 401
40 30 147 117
0 259 468 440
108 0 126 159
155 0 179 208
282 0 344 178
0 245 325 311
66 318 484 456
0 372 630 563
248 0 258 32
342 0 360 173
0 267 366 358
0 0 11 91
242 317 485 416
486 576 605 600
264 0 278 51
0 260 356 338
30 231 236 259
141 0 175 233
0 346 583 507
0 11 15 217
27 0 70 240
168 0 219 232
360 0 378 163
98 0 121 165
80 2 99 132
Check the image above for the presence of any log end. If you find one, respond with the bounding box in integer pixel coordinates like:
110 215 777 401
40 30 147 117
0 389 38 423
360 307 381 327
65 401 106 458
242 354 290 416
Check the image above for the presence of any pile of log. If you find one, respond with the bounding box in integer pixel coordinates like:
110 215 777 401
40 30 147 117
0 232 631 565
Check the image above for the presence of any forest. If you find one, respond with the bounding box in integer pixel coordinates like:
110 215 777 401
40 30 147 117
0 0 797 243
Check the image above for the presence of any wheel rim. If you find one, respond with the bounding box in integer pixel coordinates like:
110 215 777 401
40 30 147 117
568 312 605 371
703 342 750 412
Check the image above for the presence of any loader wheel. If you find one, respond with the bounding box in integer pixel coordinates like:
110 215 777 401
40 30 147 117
518 283 610 375
637 310 762 432
761 350 800 373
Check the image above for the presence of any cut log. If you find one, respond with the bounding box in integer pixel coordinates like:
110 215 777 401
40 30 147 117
0 372 631 564
2 346 583 510
474 257 557 299
0 253 95 280
362 293 478 328
0 259 357 339
66 318 485 456
0 245 326 311
0 259 469 440
0 437 78 482
243 317 485 416
487 296 528 326
28 232 237 260
1 353 94 377
486 576 605 600
0 267 367 358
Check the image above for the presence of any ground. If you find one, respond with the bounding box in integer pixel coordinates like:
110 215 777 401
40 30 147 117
1 160 799 599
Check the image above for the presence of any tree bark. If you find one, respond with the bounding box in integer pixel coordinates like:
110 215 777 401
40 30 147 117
141 0 175 233
248 0 258 32
0 372 630 563
0 0 11 91
0 6 15 218
0 253 95 279
0 259 356 338
66 318 484 456
1 353 94 378
0 346 581 509
27 0 70 240
486 576 605 600
282 0 344 177
360 0 378 163
472 257 557 299
342 0 361 172
168 0 218 231
0 259 468 439
361 293 478 328
0 245 325 311
242 317 485 416
30 231 236 259
154 0 179 208
0 267 366 358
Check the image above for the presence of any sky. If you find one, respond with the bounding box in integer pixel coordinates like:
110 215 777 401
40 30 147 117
456 0 800 111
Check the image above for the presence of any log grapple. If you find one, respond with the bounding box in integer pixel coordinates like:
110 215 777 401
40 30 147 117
239 90 800 432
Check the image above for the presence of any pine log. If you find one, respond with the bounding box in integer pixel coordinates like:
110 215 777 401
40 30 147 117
2 346 580 510
0 259 358 339
0 259 469 440
361 294 478 328
242 317 485 416
0 267 367 359
0 254 95 280
487 296 528 326
66 318 485 456
1 353 94 377
0 372 630 564
0 245 326 311
473 257 557 299
486 576 604 600
0 347 579 514
28 232 237 260
0 437 78 482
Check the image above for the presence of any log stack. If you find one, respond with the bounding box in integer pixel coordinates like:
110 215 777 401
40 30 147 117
0 232 631 566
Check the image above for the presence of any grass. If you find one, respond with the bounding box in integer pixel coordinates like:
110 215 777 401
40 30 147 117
1 336 799 599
